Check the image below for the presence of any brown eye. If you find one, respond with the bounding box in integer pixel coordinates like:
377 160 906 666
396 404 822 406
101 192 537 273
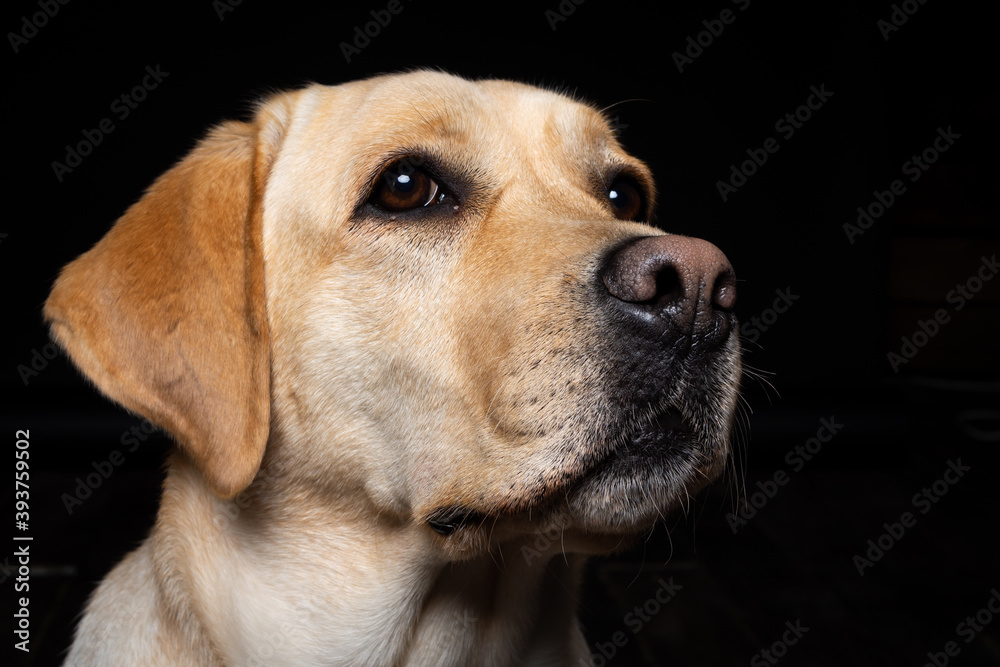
372 162 442 212
608 178 645 221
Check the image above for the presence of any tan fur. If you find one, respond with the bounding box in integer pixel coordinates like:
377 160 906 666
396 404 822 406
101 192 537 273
47 71 739 666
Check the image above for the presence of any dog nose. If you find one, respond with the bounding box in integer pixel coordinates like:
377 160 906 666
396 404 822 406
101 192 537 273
602 235 736 342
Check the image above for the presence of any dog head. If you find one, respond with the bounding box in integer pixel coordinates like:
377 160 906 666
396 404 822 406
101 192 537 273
46 70 740 557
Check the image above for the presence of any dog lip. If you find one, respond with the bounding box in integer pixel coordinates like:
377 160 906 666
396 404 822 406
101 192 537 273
561 404 728 529
425 505 485 536
648 408 688 435
623 405 693 448
581 405 694 477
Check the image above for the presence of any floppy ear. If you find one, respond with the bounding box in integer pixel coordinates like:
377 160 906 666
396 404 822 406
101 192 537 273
45 103 289 499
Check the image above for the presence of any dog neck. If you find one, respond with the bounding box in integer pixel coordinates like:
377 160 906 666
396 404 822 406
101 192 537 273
145 455 594 666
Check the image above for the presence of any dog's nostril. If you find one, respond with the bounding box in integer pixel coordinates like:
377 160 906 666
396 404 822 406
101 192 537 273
652 267 683 307
712 271 737 312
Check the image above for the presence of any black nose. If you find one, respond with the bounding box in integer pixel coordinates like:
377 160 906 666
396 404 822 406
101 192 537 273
602 235 736 344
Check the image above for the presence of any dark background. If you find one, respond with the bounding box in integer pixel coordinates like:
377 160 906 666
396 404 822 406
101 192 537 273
4 1 998 665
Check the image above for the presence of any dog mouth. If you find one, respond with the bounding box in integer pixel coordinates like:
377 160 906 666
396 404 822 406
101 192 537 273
558 400 729 532
620 407 693 456
577 405 700 483
424 346 739 542
423 404 728 541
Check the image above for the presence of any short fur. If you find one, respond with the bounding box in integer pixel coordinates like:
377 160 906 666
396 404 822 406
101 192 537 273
46 70 740 666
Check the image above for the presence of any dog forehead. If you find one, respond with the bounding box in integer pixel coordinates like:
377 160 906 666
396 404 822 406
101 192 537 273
292 71 614 166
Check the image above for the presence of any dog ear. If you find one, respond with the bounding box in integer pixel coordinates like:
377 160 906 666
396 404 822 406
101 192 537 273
45 102 291 499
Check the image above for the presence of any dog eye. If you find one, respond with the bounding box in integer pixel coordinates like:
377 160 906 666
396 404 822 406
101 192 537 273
608 178 645 221
371 162 445 212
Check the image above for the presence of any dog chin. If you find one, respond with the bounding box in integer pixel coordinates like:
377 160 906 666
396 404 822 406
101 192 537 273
564 414 730 534
426 422 728 558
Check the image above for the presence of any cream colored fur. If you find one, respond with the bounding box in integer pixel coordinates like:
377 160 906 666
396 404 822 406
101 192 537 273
46 71 739 666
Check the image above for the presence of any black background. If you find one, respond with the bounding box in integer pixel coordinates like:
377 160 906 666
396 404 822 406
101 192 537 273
4 1 999 665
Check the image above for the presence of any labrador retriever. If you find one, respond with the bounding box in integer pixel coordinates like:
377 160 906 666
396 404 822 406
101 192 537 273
46 70 740 666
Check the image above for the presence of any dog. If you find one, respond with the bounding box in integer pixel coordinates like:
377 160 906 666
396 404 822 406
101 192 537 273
46 70 740 666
